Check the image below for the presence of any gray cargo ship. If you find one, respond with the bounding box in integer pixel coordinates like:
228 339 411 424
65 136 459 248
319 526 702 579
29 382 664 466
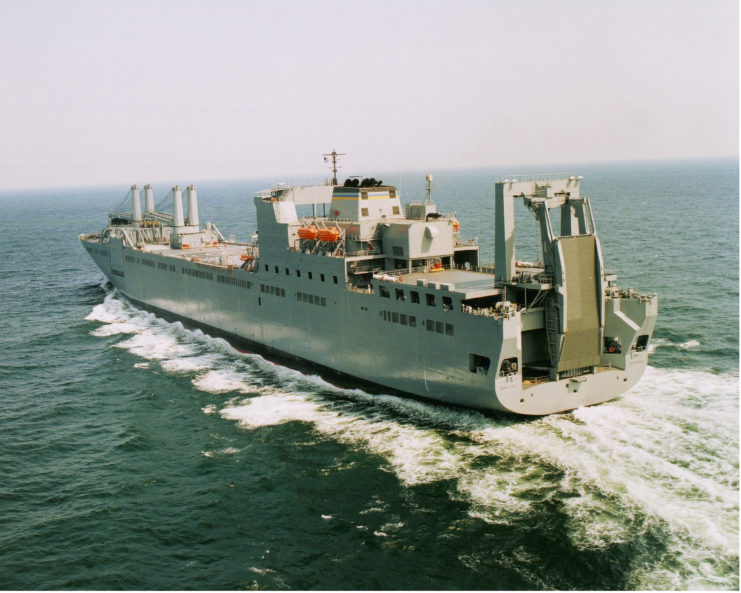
80 153 657 415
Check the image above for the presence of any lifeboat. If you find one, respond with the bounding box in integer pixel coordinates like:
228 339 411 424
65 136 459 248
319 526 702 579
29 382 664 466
317 227 341 242
298 225 319 240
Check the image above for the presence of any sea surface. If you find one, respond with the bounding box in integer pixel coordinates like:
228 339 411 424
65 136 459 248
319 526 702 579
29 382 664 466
0 159 738 590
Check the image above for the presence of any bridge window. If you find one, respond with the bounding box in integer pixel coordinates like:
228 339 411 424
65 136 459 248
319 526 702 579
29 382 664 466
426 293 436 307
410 291 420 304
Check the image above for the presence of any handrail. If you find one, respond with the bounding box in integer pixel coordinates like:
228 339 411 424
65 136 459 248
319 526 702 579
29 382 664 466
347 284 374 295
498 173 579 183
345 250 384 258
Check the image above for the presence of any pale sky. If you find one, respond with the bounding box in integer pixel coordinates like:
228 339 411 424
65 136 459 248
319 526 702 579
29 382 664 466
0 0 737 190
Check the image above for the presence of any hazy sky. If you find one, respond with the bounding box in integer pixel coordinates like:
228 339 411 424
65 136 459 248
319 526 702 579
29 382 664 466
0 0 737 190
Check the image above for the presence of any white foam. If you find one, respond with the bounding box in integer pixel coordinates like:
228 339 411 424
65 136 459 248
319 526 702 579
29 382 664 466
160 354 219 374
647 337 669 354
220 391 459 485
220 392 322 428
90 321 142 337
112 330 194 360
193 369 257 394
85 298 125 324
648 337 708 353
679 339 701 350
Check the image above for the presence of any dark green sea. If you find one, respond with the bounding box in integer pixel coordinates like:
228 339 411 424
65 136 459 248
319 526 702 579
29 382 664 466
0 159 738 590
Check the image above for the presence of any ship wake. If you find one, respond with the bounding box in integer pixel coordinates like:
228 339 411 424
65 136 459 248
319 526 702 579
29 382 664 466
86 291 739 590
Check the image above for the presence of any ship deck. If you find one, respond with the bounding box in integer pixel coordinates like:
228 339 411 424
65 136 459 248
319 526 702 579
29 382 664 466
396 269 500 297
140 242 255 268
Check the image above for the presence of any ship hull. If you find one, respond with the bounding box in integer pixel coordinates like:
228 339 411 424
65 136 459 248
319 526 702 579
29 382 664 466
82 239 655 415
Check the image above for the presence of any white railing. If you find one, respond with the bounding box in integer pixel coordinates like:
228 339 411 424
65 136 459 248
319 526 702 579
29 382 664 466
498 173 578 183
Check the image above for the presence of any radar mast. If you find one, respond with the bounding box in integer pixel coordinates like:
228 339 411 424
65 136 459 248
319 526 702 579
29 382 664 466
323 149 345 185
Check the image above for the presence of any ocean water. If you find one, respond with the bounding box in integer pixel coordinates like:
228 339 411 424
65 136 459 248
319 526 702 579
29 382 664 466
0 159 737 590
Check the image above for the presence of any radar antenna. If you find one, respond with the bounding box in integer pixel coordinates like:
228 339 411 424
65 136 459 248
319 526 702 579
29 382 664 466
323 149 345 185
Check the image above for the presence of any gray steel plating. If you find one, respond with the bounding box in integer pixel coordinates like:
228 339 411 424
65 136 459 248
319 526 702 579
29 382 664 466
80 170 657 415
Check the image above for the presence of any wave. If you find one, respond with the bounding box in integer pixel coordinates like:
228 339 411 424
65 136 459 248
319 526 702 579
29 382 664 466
678 339 701 350
86 291 739 589
650 336 706 353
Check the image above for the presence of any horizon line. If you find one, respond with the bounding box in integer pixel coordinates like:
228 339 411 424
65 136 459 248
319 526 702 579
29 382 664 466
0 154 737 195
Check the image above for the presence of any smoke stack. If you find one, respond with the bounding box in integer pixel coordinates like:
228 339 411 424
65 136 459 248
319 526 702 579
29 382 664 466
144 184 154 212
173 185 184 227
131 185 142 223
187 184 199 227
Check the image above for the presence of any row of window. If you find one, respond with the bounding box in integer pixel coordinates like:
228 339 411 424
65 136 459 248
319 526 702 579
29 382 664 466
217 275 252 289
379 286 454 310
297 292 327 307
120 253 256 284
124 254 176 273
381 310 417 327
380 310 455 336
183 267 214 281
260 283 286 297
265 264 339 284
425 319 455 336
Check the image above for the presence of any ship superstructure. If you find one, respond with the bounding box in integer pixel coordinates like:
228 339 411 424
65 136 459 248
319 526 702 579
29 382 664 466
80 157 657 415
